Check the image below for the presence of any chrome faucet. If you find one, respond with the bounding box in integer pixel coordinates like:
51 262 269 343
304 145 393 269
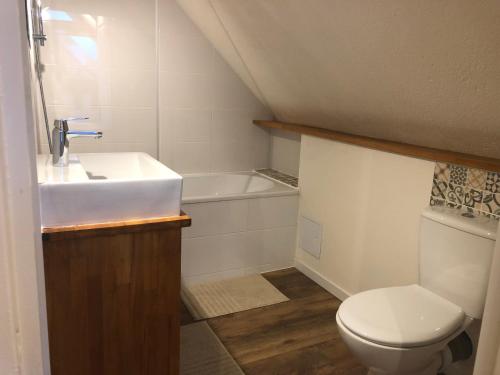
52 117 103 166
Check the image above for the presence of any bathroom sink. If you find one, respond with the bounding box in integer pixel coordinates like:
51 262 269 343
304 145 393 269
37 152 182 227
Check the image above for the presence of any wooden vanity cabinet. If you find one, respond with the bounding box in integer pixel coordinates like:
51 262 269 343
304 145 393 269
42 213 191 375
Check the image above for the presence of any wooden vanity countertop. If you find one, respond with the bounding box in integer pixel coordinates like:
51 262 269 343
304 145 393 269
42 211 191 241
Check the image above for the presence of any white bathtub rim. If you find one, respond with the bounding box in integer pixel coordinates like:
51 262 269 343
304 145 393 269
182 170 297 185
181 171 299 204
182 189 298 204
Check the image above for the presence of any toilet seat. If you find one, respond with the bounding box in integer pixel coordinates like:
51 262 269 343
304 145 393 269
337 284 465 348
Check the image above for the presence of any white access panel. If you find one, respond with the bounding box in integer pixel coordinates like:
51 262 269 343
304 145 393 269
299 216 323 258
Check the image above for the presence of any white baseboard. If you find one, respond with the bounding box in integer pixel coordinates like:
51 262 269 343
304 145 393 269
294 259 351 301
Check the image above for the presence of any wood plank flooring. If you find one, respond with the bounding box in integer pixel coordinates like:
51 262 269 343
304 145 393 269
181 268 367 374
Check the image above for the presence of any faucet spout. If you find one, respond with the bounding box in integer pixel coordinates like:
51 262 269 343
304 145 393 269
52 117 103 167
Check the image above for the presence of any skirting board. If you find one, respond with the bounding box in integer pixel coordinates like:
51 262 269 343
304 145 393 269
294 259 351 301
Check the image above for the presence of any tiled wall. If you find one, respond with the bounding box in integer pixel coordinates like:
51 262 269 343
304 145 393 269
430 163 500 219
269 129 301 178
37 0 158 155
181 195 299 284
157 0 272 173
35 0 272 172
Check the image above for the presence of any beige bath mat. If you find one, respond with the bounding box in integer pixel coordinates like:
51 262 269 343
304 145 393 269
181 274 289 319
181 322 244 375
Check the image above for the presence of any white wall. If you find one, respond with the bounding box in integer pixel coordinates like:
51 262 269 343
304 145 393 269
0 0 50 373
474 225 500 375
35 0 272 173
269 129 301 177
295 135 435 297
158 0 272 173
0 98 19 375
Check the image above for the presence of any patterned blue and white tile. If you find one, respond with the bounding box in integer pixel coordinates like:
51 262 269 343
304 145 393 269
449 165 468 186
431 179 448 200
485 172 500 194
433 163 450 182
446 182 466 205
481 193 500 217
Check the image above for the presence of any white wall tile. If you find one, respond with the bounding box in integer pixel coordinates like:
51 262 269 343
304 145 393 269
181 199 247 238
70 141 157 157
252 124 271 169
219 233 256 271
109 69 155 107
42 10 98 36
57 139 102 153
270 129 302 177
163 109 211 143
159 72 213 109
211 67 263 111
172 141 211 173
181 237 213 277
158 109 175 165
159 35 214 74
211 110 254 142
98 107 156 143
99 25 156 69
43 66 105 107
182 233 245 277
181 226 297 279
41 33 98 68
159 0 204 38
247 196 299 230
244 226 297 269
181 231 264 278
210 141 253 172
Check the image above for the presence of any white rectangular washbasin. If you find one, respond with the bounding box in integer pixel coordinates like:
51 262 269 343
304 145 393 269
37 152 182 228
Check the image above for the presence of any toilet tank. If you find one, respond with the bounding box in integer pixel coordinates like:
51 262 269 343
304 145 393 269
419 206 497 319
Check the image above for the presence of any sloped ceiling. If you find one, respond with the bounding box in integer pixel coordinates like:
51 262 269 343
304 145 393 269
177 0 500 158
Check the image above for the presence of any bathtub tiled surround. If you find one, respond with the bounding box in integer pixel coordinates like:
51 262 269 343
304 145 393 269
181 195 299 284
255 168 299 188
35 0 272 172
430 163 500 219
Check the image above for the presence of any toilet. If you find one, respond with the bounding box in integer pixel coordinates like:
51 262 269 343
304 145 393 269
336 206 498 375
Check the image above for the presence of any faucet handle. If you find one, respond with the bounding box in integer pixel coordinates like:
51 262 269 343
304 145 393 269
61 116 89 122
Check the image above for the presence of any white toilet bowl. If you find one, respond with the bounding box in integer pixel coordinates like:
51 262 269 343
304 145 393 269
335 207 497 375
336 285 473 375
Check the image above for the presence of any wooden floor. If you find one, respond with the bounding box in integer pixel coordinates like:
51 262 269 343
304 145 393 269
181 268 367 374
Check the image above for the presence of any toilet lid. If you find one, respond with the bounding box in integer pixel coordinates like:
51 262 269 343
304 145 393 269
337 285 465 348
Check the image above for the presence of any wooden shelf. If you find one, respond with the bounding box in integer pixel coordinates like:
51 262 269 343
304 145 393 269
255 120 500 172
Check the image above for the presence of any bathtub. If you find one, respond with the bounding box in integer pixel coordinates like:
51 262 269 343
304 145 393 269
182 171 298 203
181 172 299 284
